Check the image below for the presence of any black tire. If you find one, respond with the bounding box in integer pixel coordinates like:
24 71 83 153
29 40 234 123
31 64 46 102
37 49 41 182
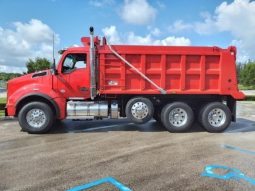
54 118 63 127
199 102 231 133
125 97 154 124
161 102 194 132
18 102 55 134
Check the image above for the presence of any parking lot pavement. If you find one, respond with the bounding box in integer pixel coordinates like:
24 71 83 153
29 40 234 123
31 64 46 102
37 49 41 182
0 101 255 191
243 90 255 96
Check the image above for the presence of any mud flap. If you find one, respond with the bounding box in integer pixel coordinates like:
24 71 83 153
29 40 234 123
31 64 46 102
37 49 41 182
227 97 236 122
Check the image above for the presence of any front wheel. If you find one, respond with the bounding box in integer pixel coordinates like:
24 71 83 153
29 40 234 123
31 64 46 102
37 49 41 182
199 102 231 133
18 102 55 134
161 102 194 132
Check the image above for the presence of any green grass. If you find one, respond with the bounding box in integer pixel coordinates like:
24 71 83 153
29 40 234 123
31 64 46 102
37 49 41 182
238 84 255 90
0 97 6 117
0 97 6 104
0 110 4 117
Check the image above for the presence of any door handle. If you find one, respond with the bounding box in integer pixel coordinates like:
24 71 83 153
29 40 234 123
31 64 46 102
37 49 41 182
80 87 88 92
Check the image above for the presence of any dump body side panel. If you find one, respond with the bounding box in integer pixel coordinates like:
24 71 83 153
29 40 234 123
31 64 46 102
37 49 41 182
98 45 244 100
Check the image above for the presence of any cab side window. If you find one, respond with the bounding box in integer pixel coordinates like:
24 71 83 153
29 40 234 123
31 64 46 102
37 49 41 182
62 53 87 73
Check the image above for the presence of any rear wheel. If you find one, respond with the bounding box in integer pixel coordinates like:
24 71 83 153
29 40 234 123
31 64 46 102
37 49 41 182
161 102 194 132
199 102 231 133
18 102 55 134
125 97 154 124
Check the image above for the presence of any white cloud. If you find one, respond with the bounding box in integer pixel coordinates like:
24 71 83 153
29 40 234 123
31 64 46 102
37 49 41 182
168 14 216 35
102 25 191 46
121 0 156 25
89 0 115 7
231 40 250 63
126 32 152 45
193 12 217 35
215 0 255 61
150 27 161 36
153 36 191 46
127 32 191 46
168 20 193 33
168 0 255 62
0 65 26 73
0 19 59 73
156 1 165 9
102 26 122 44
191 12 219 35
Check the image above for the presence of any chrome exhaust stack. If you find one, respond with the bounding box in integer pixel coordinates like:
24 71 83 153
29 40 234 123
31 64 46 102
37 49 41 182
89 26 97 100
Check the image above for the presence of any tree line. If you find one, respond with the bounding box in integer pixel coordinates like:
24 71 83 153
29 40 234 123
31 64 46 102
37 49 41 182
0 57 51 81
0 73 21 81
237 61 255 87
26 57 51 74
0 58 51 88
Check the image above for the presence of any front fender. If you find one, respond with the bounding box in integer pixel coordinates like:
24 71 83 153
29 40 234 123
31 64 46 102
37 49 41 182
7 84 66 119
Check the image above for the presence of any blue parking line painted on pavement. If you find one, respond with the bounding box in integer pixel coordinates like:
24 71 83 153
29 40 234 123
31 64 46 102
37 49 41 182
66 177 132 191
201 165 255 185
222 144 255 156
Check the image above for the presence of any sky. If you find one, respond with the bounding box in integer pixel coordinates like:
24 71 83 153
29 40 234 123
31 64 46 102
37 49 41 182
0 0 254 73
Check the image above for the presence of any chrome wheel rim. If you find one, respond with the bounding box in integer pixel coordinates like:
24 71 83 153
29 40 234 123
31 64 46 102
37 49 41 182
169 108 188 127
131 102 149 120
208 108 226 127
26 109 46 128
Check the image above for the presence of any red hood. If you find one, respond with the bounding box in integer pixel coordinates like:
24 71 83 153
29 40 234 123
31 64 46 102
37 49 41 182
7 70 51 98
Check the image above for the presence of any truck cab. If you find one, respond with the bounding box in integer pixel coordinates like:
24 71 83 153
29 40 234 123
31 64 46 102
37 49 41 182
5 28 115 133
56 47 91 99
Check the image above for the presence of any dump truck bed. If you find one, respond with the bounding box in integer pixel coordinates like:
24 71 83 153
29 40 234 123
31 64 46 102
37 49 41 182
98 45 244 99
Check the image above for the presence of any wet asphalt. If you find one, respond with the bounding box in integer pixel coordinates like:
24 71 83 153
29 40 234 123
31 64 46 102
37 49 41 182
0 101 255 191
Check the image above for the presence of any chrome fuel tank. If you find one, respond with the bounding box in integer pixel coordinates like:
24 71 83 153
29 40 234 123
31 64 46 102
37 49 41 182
67 101 108 117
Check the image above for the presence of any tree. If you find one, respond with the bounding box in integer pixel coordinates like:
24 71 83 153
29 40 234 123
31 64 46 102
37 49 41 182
26 57 51 73
236 63 243 83
0 72 21 81
239 61 255 86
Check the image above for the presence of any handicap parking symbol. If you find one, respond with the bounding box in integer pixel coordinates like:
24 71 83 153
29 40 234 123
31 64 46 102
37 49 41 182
66 176 132 191
201 164 255 185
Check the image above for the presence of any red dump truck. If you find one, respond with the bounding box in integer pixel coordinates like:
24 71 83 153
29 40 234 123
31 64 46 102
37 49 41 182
5 27 245 133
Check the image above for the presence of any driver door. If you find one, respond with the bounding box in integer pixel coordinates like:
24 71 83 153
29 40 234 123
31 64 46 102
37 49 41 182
57 52 90 99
